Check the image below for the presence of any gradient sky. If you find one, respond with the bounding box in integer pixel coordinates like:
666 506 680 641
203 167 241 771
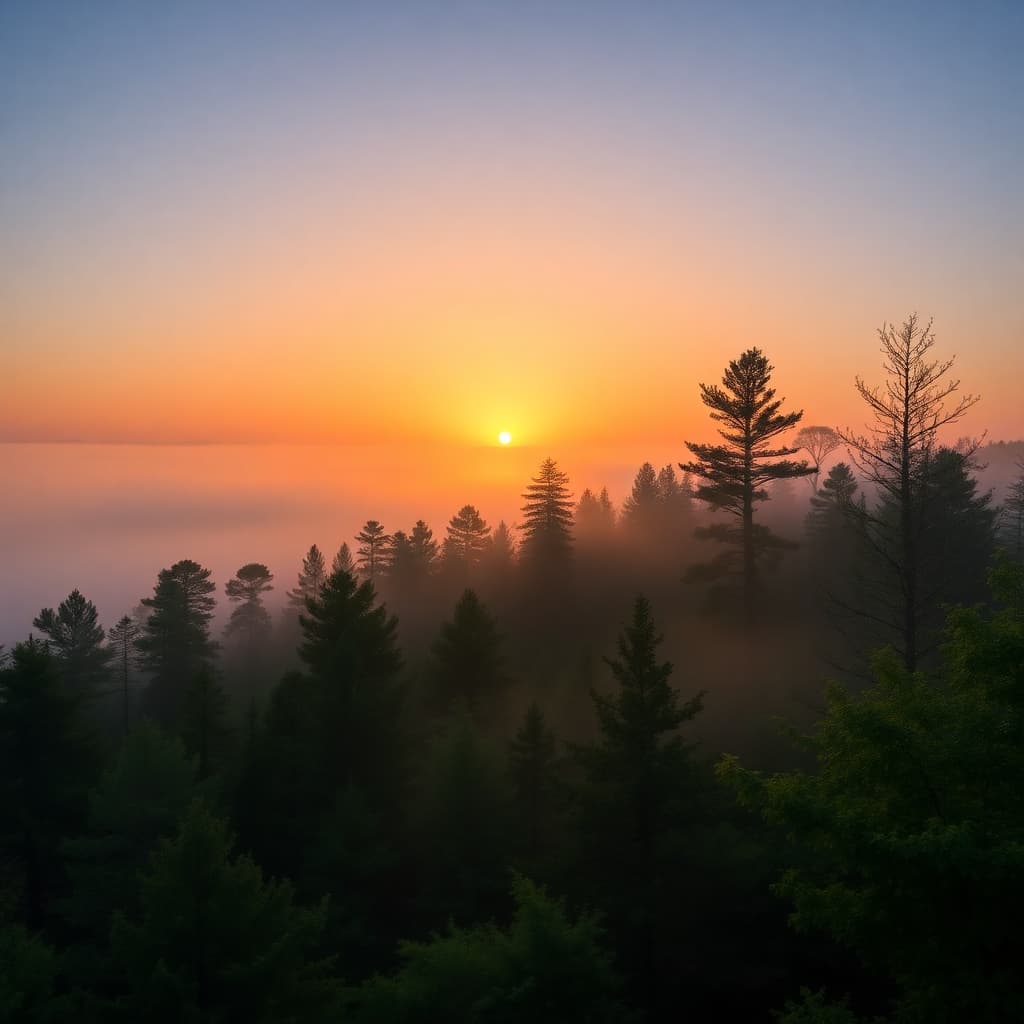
3 1 1022 448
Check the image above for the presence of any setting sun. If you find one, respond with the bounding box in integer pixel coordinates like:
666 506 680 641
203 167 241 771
498 431 512 446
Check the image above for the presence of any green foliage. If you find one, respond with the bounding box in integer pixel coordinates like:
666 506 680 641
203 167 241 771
508 703 562 874
431 589 507 717
719 557 1024 1022
353 875 630 1023
0 921 68 1023
32 588 112 693
0 640 96 927
138 560 218 728
776 988 864 1024
108 801 339 1023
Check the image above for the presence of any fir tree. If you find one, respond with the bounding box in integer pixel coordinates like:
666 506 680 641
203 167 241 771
442 504 491 575
621 462 661 534
331 541 356 577
519 458 574 576
356 520 391 580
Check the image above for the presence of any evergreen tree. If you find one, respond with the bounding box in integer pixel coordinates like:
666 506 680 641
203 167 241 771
681 348 812 624
138 560 218 728
1001 460 1024 561
519 458 574 576
107 614 141 735
508 702 561 875
481 520 516 577
331 541 356 577
442 504 491 575
431 589 508 718
838 314 979 670
354 875 628 1023
108 801 339 1023
223 562 274 648
806 462 859 540
0 640 96 928
409 520 439 574
621 462 661 534
62 723 198 988
356 520 391 580
32 588 112 694
180 665 230 781
720 558 1024 1022
288 544 328 610
574 596 705 1010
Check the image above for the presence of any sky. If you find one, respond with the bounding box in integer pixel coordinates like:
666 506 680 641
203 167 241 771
2 1 1022 451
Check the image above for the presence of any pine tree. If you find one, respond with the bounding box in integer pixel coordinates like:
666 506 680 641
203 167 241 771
442 504 491 574
681 348 812 625
356 520 391 581
508 702 561 874
288 544 328 610
107 614 141 735
224 562 274 650
138 560 218 728
331 542 356 577
482 520 517 576
574 596 705 1009
180 665 230 781
519 458 574 575
108 801 339 1022
622 462 661 534
431 589 507 718
32 588 112 694
410 520 439 573
0 640 97 928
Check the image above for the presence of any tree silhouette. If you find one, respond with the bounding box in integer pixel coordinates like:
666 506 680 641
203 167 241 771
574 596 705 1010
508 702 561 874
356 520 391 581
224 563 274 649
180 665 230 781
1002 460 1024 561
681 347 812 625
107 614 141 735
442 504 491 575
109 801 338 1022
519 458 574 575
288 544 327 611
431 589 507 718
0 639 96 928
331 541 356 577
32 588 112 694
838 315 980 670
793 424 841 492
622 462 661 533
138 560 218 728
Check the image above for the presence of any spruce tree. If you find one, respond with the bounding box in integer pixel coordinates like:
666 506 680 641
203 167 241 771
442 504 491 574
356 520 391 580
519 458 574 576
681 347 812 624
621 462 661 534
331 541 356 577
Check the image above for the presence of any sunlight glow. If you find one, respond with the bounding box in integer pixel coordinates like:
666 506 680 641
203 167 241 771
498 431 512 446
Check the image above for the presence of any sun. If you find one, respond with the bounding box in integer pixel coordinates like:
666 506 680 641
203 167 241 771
498 430 512 446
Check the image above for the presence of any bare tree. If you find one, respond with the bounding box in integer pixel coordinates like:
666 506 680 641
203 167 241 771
794 425 841 492
838 314 980 671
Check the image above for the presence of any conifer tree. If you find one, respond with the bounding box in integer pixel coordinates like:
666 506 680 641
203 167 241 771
107 614 141 735
481 520 517 578
574 596 705 1009
331 541 356 577
180 665 230 780
409 519 439 573
0 640 96 928
431 589 507 717
519 457 574 574
224 562 274 648
508 702 561 874
622 462 661 534
442 504 491 574
32 588 112 694
681 348 812 624
108 801 339 1022
1002 460 1024 561
138 559 218 728
288 544 328 610
356 520 391 580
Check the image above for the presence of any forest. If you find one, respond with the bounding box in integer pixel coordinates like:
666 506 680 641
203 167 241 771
3 316 1024 1023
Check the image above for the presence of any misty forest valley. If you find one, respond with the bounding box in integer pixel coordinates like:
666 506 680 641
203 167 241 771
3 323 1024 1023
